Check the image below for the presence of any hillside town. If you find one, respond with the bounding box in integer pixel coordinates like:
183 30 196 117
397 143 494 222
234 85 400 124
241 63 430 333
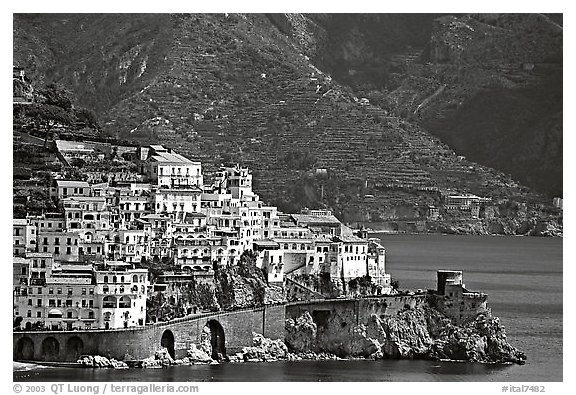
13 142 392 331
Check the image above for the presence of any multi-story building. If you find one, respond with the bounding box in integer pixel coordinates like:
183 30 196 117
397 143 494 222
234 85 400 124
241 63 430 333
14 144 392 330
13 219 36 256
13 258 149 330
50 180 90 202
144 145 203 188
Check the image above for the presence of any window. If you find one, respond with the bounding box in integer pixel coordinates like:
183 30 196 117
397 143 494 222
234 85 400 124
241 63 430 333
37 287 42 294
67 311 73 318
104 276 108 283
40 260 46 268
27 310 31 317
48 299 55 307
57 288 62 294
89 288 94 295
81 300 86 308
54 247 60 255
66 299 72 307
37 311 42 318
37 299 42 307
81 288 86 295
27 299 32 306
67 288 72 296
89 300 94 308
103 296 117 308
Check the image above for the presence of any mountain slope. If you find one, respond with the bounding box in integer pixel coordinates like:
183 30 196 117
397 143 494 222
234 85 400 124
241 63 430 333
13 13 558 225
296 13 562 197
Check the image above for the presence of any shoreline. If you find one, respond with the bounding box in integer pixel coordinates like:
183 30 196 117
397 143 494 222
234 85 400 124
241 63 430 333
13 355 517 371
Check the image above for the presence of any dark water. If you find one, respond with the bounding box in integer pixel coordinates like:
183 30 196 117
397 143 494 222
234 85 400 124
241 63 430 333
14 235 562 382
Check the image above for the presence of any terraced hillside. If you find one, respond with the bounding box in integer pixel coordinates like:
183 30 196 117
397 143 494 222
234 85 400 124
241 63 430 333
13 13 556 224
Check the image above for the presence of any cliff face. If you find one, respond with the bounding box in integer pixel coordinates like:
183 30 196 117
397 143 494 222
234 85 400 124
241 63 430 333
213 263 285 310
285 304 526 364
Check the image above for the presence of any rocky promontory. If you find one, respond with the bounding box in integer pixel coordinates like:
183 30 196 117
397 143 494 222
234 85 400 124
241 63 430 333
285 305 526 365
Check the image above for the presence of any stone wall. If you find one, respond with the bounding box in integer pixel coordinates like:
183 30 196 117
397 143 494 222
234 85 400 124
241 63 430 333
286 295 427 323
14 304 286 362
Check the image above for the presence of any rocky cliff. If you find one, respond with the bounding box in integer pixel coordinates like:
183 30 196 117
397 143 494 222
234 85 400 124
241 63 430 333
213 261 285 310
285 304 526 364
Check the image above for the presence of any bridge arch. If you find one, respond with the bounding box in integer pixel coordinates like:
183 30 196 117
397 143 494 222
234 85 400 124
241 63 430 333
41 337 60 361
66 336 84 361
160 330 175 359
15 337 34 360
206 319 226 360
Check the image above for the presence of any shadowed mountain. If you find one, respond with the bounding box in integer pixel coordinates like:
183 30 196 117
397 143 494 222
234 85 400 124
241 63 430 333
13 13 560 223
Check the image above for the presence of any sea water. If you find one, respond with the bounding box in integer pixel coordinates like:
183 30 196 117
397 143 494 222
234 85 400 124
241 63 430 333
14 235 562 382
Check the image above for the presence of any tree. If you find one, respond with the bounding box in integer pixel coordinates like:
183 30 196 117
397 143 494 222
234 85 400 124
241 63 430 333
40 83 73 111
74 107 100 130
25 104 75 147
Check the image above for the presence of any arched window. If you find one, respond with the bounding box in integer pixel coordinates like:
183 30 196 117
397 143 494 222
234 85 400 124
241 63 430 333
132 275 138 283
103 285 109 294
103 276 108 283
119 296 131 308
112 276 117 283
119 285 125 293
103 296 117 308
141 285 145 293
120 276 125 283
139 275 144 282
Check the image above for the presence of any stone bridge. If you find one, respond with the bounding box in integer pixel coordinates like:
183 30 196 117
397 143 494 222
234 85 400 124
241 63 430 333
13 303 286 362
13 295 427 363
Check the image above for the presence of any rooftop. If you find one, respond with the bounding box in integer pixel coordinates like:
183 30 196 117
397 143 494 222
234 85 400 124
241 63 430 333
55 180 90 188
150 151 199 165
56 140 94 152
290 213 341 225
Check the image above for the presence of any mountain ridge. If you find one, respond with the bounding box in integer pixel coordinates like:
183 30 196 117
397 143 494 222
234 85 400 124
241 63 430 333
13 13 562 225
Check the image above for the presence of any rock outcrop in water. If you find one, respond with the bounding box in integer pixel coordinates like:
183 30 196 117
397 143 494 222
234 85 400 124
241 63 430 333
141 347 174 368
77 355 128 369
285 304 526 364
